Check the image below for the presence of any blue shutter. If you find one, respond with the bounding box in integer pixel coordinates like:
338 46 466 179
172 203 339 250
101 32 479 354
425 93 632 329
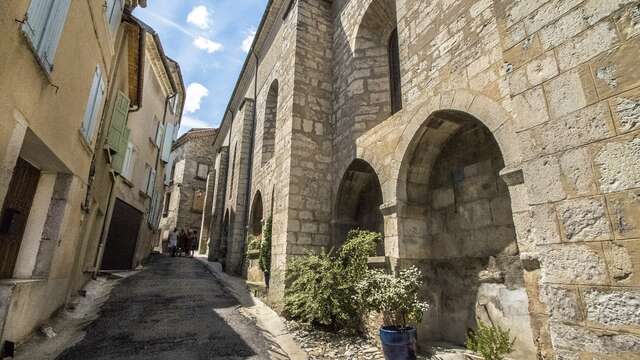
164 157 173 185
81 66 105 143
40 0 71 71
107 0 124 33
161 123 174 163
22 0 55 48
107 92 130 152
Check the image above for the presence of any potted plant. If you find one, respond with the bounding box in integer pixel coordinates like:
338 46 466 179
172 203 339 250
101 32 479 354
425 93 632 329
465 321 515 360
358 266 429 360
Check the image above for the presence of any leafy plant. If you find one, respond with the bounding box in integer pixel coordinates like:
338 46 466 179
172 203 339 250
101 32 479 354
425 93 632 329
357 266 429 328
246 234 261 252
259 216 272 273
283 229 380 329
465 321 515 360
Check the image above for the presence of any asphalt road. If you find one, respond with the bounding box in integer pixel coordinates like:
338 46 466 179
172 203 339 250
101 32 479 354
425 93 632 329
57 255 270 360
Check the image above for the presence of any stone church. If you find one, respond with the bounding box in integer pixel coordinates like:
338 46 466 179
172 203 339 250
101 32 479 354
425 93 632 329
202 0 640 358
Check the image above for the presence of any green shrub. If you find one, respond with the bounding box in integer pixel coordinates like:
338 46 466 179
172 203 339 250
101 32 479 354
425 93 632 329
283 229 380 329
259 216 272 273
466 321 515 360
246 234 260 252
357 266 429 328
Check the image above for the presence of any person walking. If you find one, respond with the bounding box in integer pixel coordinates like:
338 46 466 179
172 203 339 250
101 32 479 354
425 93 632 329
178 229 188 256
188 230 198 257
168 228 178 257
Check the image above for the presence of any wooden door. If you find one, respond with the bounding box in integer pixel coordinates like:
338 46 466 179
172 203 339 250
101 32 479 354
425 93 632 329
101 199 142 270
0 158 41 278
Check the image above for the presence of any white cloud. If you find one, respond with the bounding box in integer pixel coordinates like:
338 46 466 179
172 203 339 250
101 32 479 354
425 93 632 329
193 36 223 53
186 5 211 29
241 30 256 53
180 115 211 133
184 83 209 113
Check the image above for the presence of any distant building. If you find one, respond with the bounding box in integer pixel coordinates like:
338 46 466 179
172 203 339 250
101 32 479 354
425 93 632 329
160 128 218 252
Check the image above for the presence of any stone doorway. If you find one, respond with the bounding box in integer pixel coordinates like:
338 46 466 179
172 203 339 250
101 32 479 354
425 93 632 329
334 159 384 254
400 110 535 358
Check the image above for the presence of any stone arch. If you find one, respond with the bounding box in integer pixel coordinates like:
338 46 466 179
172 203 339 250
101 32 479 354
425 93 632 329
250 190 263 238
348 0 398 133
392 90 521 205
391 103 535 357
262 80 278 165
333 158 384 255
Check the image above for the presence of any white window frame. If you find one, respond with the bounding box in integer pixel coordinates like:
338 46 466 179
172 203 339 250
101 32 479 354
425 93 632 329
105 0 124 34
122 142 136 180
22 0 72 73
80 65 106 145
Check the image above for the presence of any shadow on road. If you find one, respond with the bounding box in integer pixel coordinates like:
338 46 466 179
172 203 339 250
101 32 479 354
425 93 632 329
57 255 269 360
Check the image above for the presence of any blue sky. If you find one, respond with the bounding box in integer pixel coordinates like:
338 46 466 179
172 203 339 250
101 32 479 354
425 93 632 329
134 0 268 135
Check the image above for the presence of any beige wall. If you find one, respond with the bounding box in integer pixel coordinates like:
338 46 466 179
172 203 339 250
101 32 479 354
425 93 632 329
0 0 139 343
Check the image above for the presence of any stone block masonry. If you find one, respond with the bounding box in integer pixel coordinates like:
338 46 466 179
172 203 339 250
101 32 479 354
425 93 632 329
203 0 640 358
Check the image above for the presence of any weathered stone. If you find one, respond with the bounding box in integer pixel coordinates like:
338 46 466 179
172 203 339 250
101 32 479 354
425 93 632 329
603 241 636 284
607 190 640 239
608 87 640 134
523 156 566 204
555 21 619 71
556 197 612 242
593 136 640 193
539 285 581 321
539 244 608 284
590 37 640 99
511 86 549 131
549 322 640 352
544 66 598 120
584 288 640 327
538 7 588 50
559 147 597 198
513 204 561 249
526 51 558 87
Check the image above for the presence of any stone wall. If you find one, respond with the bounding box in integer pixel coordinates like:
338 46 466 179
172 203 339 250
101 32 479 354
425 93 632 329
205 0 640 357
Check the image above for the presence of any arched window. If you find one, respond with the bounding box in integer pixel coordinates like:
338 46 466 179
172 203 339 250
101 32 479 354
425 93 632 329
388 28 402 114
262 80 278 165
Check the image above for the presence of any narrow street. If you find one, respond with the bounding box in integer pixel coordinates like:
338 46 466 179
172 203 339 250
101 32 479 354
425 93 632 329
57 256 270 360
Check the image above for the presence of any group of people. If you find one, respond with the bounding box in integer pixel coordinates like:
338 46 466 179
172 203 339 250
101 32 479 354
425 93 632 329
168 228 198 257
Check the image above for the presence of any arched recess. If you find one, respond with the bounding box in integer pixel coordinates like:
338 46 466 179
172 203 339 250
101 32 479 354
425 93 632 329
250 191 263 238
262 80 278 166
350 0 399 132
333 159 384 255
398 110 535 357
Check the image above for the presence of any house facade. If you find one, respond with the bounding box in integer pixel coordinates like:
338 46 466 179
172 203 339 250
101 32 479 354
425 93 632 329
159 128 218 252
203 0 640 359
0 0 181 349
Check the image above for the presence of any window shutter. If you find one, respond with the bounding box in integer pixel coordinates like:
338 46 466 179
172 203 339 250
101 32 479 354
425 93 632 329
161 123 174 163
164 157 173 185
81 66 105 143
112 127 130 173
147 169 156 196
107 0 124 33
22 0 55 48
106 91 130 152
155 123 164 147
40 0 71 71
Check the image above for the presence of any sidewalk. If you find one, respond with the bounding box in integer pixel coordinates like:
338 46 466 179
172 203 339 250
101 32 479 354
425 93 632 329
194 255 308 360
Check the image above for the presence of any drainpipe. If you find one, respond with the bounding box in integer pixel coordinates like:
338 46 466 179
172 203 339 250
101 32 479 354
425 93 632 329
240 51 259 273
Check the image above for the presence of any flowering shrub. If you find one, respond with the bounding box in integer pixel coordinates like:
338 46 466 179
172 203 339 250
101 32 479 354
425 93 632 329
357 266 429 328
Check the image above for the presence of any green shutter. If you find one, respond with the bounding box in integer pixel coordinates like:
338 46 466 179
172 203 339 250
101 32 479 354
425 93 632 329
106 91 130 152
112 127 130 173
